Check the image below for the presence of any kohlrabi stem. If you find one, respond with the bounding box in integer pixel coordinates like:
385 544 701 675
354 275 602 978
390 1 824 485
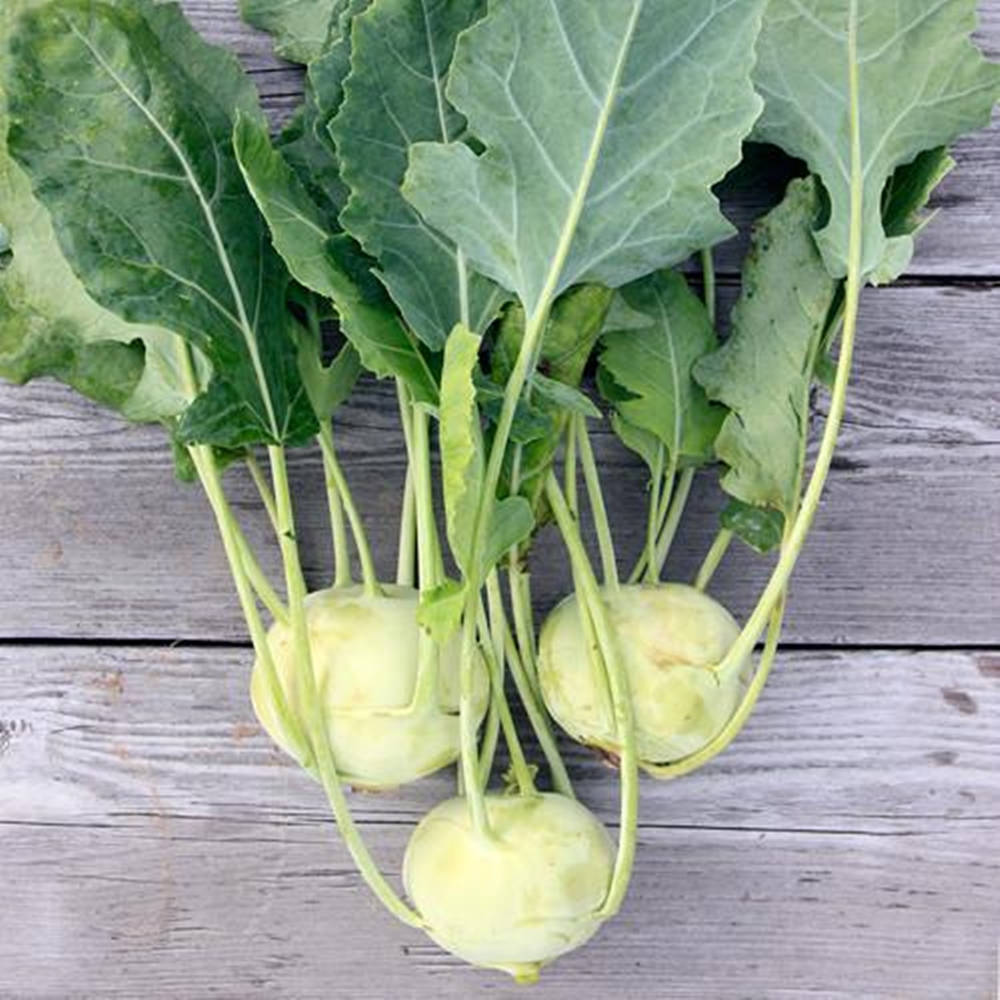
191 445 306 763
576 415 619 592
482 582 535 796
395 382 418 588
411 405 444 587
544 472 638 918
316 424 379 597
643 444 666 584
477 692 501 788
228 519 288 624
246 451 280 536
710 15 865 679
396 467 416 588
564 416 579 515
643 591 786 780
653 465 694 576
454 306 553 835
694 527 734 592
313 427 352 588
501 620 575 799
267 444 423 929
488 569 575 797
508 565 541 702
701 246 717 327
459 605 491 836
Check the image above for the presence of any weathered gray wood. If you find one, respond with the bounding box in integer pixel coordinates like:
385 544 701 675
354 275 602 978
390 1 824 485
1 644 998 998
1 284 997 644
182 0 1000 278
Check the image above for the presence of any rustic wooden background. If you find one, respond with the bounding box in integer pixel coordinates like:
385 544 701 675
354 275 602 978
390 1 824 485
1 3 999 998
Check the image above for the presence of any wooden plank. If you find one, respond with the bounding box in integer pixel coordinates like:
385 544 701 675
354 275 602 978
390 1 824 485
174 0 1000 278
0 284 997 645
1 644 998 998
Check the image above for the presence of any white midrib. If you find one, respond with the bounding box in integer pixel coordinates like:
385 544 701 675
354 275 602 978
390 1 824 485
524 0 645 329
419 0 472 329
68 19 281 438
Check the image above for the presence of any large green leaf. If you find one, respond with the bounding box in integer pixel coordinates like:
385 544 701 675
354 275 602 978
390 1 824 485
0 0 207 423
403 0 765 319
239 0 339 64
233 113 439 405
599 271 723 472
694 178 838 523
753 0 1000 279
5 0 314 447
331 0 503 348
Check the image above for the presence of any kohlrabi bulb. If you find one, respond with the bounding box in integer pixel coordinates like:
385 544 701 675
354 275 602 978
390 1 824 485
403 793 614 981
251 584 488 790
538 582 747 767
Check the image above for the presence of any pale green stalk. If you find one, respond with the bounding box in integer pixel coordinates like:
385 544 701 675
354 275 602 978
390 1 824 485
544 472 637 918
267 444 423 929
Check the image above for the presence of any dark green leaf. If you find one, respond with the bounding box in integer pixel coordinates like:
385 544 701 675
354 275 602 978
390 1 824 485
720 499 785 555
332 0 504 348
233 112 439 405
5 0 313 447
599 271 723 473
695 178 838 521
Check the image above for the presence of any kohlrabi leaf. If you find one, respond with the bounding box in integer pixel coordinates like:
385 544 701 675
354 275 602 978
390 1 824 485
417 578 466 644
403 0 765 319
493 285 614 389
440 324 535 576
293 331 361 421
0 107 199 422
439 324 485 575
233 112 439 405
871 146 954 285
491 284 614 511
332 0 504 348
5 0 313 448
480 495 534 577
753 0 1000 280
720 499 785 555
279 0 371 222
529 374 601 421
239 0 338 64
599 271 723 471
695 177 838 525
0 0 206 423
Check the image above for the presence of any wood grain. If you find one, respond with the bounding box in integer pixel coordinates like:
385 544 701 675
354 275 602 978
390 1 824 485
1 644 998 999
1 284 997 644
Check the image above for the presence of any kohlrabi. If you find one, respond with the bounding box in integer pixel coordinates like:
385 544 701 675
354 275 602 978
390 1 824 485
539 584 747 768
403 793 614 983
252 585 488 789
1 0 996 985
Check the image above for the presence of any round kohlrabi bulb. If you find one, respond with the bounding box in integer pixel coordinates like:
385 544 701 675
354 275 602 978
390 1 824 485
403 793 614 981
538 582 747 767
251 584 488 790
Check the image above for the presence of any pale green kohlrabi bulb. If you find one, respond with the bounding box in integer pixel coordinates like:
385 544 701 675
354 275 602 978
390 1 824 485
251 584 488 790
538 583 747 768
403 793 614 981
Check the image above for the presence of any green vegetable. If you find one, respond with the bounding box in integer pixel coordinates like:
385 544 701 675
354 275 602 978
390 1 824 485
1 0 996 982
252 585 488 789
403 793 614 982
